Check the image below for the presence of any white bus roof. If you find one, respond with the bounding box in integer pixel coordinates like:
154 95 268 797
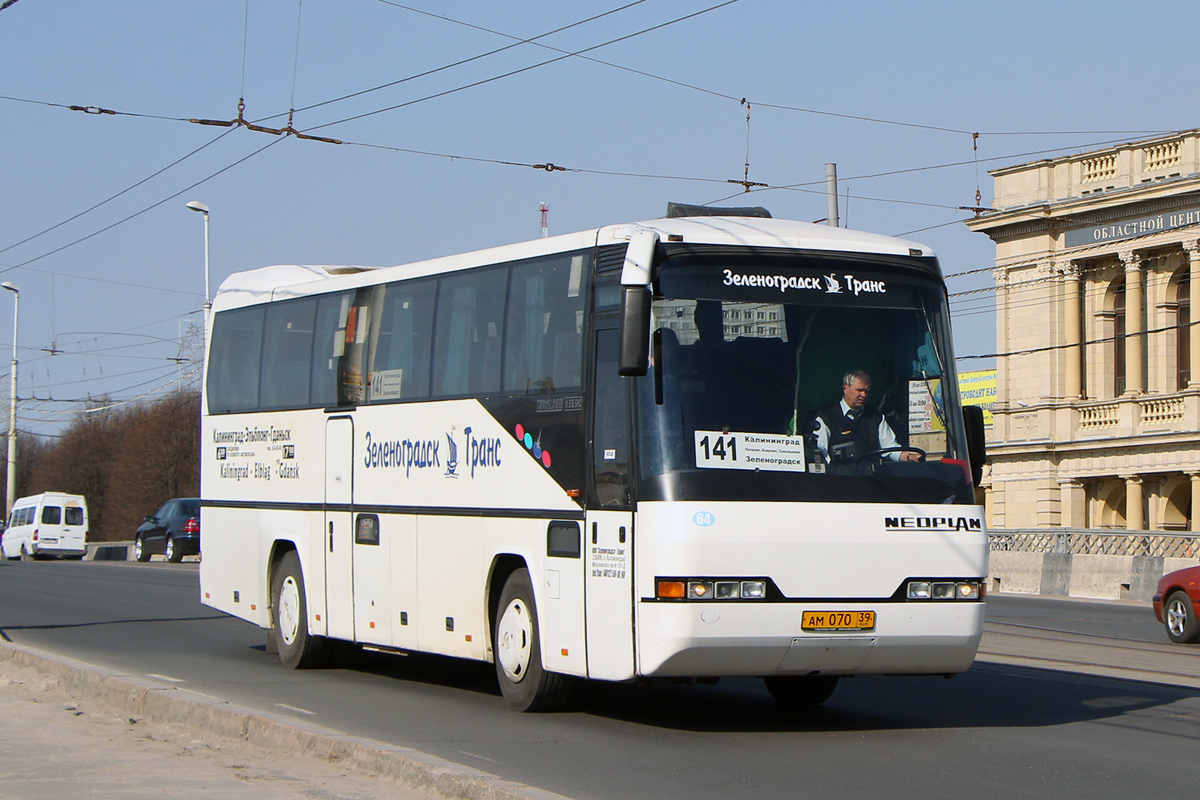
211 216 936 312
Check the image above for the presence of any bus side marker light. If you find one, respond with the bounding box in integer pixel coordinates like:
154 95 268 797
315 614 321 621
369 621 375 629
561 649 569 656
465 634 472 642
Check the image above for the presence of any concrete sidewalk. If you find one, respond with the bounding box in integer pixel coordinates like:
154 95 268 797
0 645 567 800
0 659 422 799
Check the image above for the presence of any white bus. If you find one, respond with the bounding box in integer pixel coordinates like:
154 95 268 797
199 206 988 712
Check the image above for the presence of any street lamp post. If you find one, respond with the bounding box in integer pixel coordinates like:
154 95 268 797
1 282 18 517
185 201 211 338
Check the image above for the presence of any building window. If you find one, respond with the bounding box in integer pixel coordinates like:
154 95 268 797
1177 271 1190 390
1113 277 1126 396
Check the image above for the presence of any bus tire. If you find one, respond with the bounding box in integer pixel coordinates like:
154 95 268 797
494 568 570 712
271 551 331 669
763 675 839 708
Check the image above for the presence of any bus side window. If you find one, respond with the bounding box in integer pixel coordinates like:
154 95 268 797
310 292 352 408
433 268 508 397
504 253 584 394
368 279 435 401
260 298 317 410
207 306 265 414
591 329 631 507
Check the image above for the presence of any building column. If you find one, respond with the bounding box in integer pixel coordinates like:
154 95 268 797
1186 241 1200 388
1057 479 1085 527
1123 475 1144 530
1121 250 1144 395
1189 472 1200 532
1063 263 1083 399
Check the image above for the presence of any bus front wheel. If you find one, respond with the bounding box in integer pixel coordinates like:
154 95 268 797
494 568 570 712
271 551 331 669
764 675 839 708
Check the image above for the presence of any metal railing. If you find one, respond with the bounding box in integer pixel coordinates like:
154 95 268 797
989 528 1200 558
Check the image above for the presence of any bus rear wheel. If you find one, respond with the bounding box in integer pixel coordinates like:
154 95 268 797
271 551 331 669
764 675 839 708
494 568 570 712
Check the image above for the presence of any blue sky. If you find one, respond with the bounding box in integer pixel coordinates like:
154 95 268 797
0 0 1190 437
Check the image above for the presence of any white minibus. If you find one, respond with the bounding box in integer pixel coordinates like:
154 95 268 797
3 492 89 560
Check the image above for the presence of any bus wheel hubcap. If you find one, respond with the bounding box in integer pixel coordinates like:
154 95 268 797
496 599 532 683
278 576 301 646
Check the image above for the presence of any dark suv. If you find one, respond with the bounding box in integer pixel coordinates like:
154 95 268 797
134 498 200 563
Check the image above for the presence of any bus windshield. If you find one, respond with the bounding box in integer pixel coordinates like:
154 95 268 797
635 247 972 505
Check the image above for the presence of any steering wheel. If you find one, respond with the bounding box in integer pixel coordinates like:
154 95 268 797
850 446 926 463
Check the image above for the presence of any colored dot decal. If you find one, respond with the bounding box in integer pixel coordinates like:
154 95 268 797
516 422 552 470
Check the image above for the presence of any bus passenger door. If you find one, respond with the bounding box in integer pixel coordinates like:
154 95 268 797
324 416 355 641
585 327 636 681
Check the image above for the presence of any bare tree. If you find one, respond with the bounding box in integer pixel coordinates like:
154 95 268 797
20 391 200 541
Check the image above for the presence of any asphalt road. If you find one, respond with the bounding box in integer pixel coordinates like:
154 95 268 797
1 559 1198 800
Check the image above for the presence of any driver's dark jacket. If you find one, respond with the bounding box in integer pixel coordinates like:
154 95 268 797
815 402 882 461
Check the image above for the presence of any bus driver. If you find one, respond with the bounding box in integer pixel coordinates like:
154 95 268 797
812 370 922 463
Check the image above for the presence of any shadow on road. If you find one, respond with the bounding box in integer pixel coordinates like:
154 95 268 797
292 643 1200 736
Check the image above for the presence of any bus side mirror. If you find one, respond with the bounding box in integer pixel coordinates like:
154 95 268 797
618 286 651 376
962 405 986 486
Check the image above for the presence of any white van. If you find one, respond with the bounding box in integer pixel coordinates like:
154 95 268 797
2 493 88 560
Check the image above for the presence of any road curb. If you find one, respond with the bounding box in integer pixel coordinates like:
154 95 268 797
0 642 573 800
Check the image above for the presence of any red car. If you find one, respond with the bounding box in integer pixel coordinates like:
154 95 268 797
1153 565 1200 643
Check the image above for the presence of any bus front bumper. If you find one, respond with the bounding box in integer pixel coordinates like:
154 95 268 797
635 600 985 678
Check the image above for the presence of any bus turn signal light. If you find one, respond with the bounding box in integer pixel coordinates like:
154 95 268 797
657 580 686 599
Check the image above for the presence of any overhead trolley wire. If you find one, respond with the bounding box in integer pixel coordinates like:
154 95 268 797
0 128 236 258
303 0 654 115
367 2 1166 140
303 0 743 132
0 135 285 275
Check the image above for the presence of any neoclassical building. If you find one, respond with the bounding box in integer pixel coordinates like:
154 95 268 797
968 129 1200 531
